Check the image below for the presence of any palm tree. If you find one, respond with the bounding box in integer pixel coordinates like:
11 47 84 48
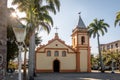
12 0 60 79
115 11 120 26
88 18 109 72
22 32 42 80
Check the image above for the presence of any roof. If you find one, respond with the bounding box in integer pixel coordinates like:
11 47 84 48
36 33 76 53
77 15 86 28
72 15 87 33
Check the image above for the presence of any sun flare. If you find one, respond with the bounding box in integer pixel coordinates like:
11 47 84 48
7 0 26 18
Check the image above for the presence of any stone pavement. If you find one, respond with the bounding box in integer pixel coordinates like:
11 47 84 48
34 71 120 80
6 70 120 80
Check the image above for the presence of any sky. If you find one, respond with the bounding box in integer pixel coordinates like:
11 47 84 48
8 0 120 56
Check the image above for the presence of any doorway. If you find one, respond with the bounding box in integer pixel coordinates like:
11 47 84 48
53 60 60 72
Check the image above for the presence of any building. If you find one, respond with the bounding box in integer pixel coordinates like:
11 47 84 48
100 40 120 54
35 15 91 73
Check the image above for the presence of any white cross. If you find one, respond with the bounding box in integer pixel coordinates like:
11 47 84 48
54 26 59 33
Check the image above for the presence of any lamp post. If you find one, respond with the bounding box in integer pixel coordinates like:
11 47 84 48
13 26 26 80
111 59 115 73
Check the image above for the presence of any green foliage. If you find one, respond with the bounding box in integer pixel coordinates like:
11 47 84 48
88 18 109 38
102 52 120 71
12 0 60 37
7 26 18 68
88 18 109 72
35 33 42 46
115 11 120 26
91 54 99 67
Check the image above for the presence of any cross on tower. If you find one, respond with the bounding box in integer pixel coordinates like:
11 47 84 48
54 26 59 33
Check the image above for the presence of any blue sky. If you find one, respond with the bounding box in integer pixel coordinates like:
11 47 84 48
39 0 120 55
8 0 120 56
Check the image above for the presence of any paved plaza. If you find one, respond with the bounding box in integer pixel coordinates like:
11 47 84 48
34 72 120 80
6 70 120 80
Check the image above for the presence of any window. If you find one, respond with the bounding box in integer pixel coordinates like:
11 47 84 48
81 36 85 45
107 45 110 50
111 45 113 49
47 51 51 56
54 51 59 56
62 51 66 57
115 43 118 48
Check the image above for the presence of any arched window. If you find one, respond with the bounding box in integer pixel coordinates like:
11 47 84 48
62 51 66 57
81 36 85 45
47 51 51 56
54 51 59 56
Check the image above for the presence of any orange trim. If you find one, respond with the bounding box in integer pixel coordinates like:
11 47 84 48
36 48 75 54
35 26 91 73
76 52 80 72
60 70 76 72
36 36 75 53
35 69 53 73
88 34 91 72
35 69 77 73
71 27 91 72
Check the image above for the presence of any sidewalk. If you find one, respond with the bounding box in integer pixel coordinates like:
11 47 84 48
6 70 120 80
34 71 120 80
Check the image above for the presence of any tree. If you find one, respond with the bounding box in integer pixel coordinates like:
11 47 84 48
88 18 109 72
22 32 42 80
91 54 99 70
7 8 20 69
7 26 18 69
115 11 120 26
11 0 60 79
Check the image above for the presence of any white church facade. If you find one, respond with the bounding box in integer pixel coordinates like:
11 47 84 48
35 15 91 72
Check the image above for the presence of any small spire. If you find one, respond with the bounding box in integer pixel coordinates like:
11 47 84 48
77 12 86 28
54 26 59 39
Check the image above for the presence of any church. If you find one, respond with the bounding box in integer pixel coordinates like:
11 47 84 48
35 15 91 73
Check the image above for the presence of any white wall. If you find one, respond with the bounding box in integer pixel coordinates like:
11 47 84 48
36 51 76 70
80 50 88 72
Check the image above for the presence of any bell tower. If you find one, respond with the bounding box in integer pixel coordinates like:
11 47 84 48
71 13 91 72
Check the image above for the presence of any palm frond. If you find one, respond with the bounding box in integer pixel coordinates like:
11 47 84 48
115 11 120 26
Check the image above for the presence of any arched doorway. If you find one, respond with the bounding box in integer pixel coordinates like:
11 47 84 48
53 60 60 72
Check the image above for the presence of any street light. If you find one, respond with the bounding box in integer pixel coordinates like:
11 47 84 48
10 8 26 80
111 59 115 73
13 26 26 80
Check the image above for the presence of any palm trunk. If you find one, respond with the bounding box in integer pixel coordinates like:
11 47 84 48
97 33 104 73
28 1 35 79
28 32 35 80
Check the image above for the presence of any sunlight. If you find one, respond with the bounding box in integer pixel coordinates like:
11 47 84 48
78 78 109 80
7 0 26 19
79 78 100 80
11 12 17 18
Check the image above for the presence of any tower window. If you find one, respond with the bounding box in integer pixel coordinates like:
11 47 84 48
81 36 85 45
47 51 51 56
62 51 66 57
54 51 59 56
